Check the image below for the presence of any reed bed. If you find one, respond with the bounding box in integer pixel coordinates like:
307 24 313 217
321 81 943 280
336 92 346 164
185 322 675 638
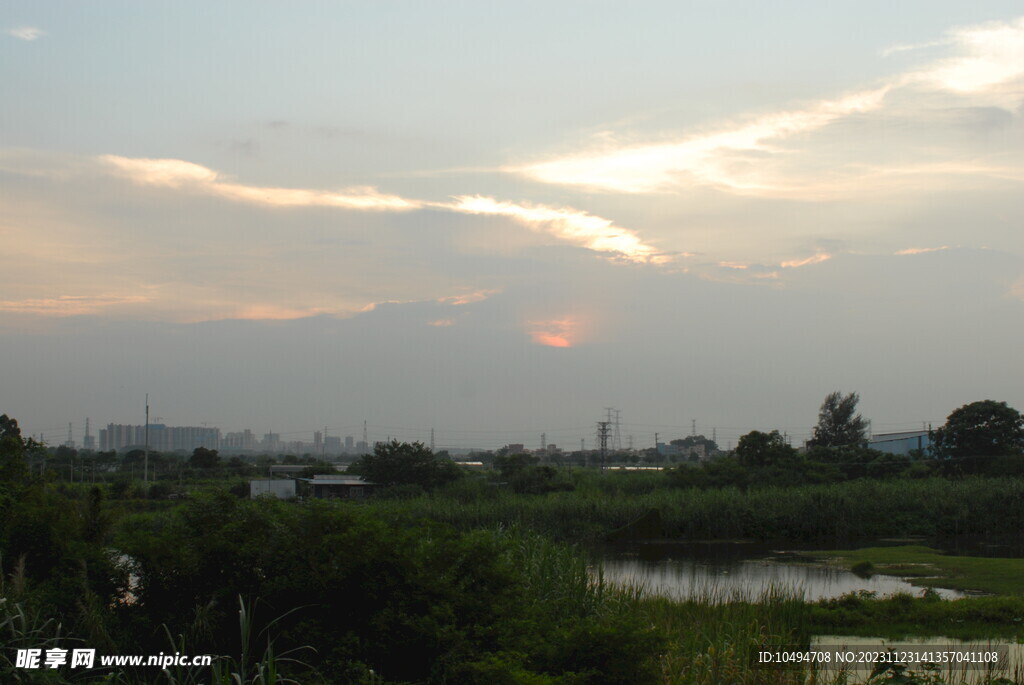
367 476 1024 544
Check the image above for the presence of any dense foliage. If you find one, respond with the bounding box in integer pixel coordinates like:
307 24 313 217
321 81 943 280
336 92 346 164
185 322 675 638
932 400 1024 459
346 439 463 491
809 391 869 448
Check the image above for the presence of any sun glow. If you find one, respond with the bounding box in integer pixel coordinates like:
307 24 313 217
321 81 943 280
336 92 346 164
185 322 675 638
527 318 580 348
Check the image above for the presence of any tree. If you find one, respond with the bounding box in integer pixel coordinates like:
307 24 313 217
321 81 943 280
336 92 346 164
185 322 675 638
931 400 1024 458
735 430 797 467
346 440 461 490
189 446 221 469
494 452 539 477
670 434 719 452
810 391 869 448
0 413 35 481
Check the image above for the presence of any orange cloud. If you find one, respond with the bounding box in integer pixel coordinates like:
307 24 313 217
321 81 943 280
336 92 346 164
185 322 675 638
232 304 327 320
895 246 951 255
0 295 149 316
437 289 501 305
780 252 832 268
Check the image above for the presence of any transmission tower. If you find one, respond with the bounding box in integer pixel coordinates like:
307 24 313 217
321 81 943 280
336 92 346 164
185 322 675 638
597 420 611 471
613 409 622 451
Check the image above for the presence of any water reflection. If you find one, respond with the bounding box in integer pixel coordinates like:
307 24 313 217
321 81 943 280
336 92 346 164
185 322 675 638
598 542 966 601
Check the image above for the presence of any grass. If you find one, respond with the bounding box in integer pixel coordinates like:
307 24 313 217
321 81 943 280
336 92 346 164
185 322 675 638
811 546 1024 595
810 592 1024 641
364 475 1024 544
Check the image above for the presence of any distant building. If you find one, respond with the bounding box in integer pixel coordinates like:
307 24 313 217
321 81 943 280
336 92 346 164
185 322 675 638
656 442 681 457
324 436 342 454
868 430 931 456
223 429 256 451
100 424 145 451
100 423 220 452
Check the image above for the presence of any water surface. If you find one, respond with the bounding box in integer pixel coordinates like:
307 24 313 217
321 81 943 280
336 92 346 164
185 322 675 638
598 541 966 601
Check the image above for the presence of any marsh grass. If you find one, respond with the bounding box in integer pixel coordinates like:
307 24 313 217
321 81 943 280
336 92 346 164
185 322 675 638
367 476 1024 544
814 546 1024 595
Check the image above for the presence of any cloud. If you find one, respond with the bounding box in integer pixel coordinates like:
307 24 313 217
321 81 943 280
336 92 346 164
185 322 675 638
5 26 45 41
100 155 421 211
780 253 832 269
1012 277 1024 302
895 246 951 255
880 39 949 58
440 195 670 264
231 304 333 320
0 295 148 316
437 289 501 306
428 319 455 327
96 155 668 264
907 18 1024 97
515 87 891 194
514 17 1024 199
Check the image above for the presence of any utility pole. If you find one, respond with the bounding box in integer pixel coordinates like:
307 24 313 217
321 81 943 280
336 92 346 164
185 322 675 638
430 428 435 452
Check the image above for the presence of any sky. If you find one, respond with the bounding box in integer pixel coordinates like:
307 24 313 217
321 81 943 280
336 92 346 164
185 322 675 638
1 1 1023 450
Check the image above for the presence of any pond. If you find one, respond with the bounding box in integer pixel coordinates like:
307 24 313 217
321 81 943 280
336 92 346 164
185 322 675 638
597 541 967 601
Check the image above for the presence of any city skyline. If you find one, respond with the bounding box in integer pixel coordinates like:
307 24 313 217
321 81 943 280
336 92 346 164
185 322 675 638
3 2 1023 445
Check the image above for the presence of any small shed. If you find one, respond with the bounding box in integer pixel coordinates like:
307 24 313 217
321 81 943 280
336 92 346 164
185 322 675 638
306 476 376 499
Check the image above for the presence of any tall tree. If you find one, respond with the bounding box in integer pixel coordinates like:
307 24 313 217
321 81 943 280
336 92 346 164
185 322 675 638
810 392 869 448
0 414 33 481
931 400 1024 458
347 440 461 490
